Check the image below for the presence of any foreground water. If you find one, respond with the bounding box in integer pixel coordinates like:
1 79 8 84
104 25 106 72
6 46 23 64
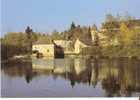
1 57 140 97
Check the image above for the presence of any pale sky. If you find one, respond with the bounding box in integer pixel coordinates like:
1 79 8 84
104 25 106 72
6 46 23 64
1 0 140 36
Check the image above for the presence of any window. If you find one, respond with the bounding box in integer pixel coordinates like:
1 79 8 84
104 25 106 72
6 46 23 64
47 49 49 52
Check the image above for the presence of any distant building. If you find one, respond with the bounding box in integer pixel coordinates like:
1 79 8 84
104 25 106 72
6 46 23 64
32 40 65 58
32 41 55 57
74 38 92 54
53 40 73 54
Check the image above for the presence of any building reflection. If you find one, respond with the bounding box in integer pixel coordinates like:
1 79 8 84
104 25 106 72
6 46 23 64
1 57 140 96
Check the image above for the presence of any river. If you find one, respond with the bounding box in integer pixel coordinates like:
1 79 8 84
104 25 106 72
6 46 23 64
1 57 140 97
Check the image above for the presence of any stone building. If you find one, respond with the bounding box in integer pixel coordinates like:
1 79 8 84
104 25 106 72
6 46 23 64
32 42 55 57
53 40 73 54
74 38 92 54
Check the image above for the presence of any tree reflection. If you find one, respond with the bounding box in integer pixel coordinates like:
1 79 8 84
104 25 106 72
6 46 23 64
25 62 33 83
117 58 140 96
101 59 120 97
68 59 76 88
2 57 140 96
102 76 120 97
68 66 76 88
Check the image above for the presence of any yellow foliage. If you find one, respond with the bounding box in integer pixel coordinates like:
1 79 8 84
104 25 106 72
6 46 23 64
119 22 134 45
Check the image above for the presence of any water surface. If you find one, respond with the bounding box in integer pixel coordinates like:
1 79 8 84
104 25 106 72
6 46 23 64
1 57 140 97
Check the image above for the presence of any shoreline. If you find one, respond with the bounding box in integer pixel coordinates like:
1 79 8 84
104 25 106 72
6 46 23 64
1 55 140 63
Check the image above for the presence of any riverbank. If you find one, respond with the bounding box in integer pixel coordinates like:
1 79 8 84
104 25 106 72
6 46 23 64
1 54 31 63
2 55 140 64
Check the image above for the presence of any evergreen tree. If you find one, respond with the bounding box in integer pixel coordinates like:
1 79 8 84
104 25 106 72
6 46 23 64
25 26 33 54
87 27 92 40
70 21 76 30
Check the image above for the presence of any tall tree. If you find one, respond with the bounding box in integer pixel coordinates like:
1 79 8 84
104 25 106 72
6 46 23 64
67 22 76 40
25 26 33 54
92 24 97 30
70 21 76 30
94 32 99 46
87 27 92 41
119 22 134 46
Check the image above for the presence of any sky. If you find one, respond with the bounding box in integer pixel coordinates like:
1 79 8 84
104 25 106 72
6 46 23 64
1 0 140 36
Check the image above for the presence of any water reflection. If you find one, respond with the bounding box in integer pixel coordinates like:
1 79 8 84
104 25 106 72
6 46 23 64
1 57 140 97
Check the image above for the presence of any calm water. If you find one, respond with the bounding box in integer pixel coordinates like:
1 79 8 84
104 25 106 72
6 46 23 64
1 57 140 97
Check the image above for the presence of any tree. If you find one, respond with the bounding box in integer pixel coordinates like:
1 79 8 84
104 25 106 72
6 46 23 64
67 22 77 40
87 27 92 41
2 32 28 46
1 32 30 60
94 32 99 46
37 35 52 44
92 24 97 30
25 26 33 54
119 22 133 46
131 29 140 47
70 21 76 30
25 26 33 39
51 30 63 40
